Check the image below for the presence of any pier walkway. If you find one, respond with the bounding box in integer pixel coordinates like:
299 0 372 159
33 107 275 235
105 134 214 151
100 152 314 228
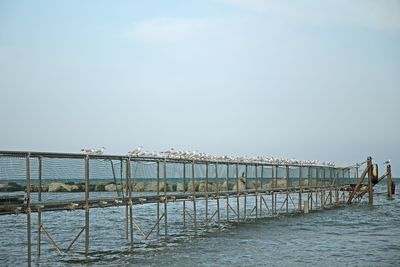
0 150 394 266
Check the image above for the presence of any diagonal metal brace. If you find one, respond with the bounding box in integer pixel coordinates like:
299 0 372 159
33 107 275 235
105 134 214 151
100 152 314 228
347 165 369 203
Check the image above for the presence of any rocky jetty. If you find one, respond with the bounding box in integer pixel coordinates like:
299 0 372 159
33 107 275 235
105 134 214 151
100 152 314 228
0 178 313 193
0 182 25 192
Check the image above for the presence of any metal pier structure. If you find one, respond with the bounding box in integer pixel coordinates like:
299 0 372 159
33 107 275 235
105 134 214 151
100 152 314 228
0 151 394 266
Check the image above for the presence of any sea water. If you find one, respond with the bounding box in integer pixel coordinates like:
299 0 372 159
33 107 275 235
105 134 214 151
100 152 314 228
0 180 399 266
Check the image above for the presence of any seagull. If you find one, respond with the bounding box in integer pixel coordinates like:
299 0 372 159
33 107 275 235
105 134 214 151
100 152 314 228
383 160 391 165
161 148 176 158
164 148 175 154
128 146 143 157
81 148 94 154
81 148 96 154
93 147 105 155
81 147 105 155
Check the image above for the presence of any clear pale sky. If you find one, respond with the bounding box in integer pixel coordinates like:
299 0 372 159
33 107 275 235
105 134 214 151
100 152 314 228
0 1 399 173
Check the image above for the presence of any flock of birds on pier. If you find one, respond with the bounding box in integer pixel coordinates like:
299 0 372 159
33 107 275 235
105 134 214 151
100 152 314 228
81 147 106 155
80 146 336 167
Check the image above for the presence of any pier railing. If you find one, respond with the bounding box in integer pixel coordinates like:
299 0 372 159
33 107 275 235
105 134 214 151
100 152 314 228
0 150 392 266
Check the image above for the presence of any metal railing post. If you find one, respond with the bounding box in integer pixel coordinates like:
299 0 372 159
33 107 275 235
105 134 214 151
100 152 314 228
157 161 160 235
84 155 90 255
26 153 32 267
192 160 197 230
37 156 42 259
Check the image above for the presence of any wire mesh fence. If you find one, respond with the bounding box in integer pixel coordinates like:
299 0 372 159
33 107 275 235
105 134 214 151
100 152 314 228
0 151 363 200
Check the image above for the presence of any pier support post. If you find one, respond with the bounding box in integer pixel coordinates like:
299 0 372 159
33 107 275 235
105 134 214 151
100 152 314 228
126 157 134 248
298 166 302 211
164 159 168 239
255 165 258 218
37 156 42 259
157 161 160 235
387 165 393 200
367 157 373 205
125 159 129 240
227 164 230 221
236 163 240 222
215 163 220 226
286 166 289 213
271 166 275 215
321 168 325 209
260 166 263 216
335 169 339 205
226 193 230 222
84 155 90 255
309 167 313 210
26 153 32 267
183 163 186 228
303 200 309 214
271 191 275 215
244 165 248 218
191 160 197 230
206 163 209 225
329 168 333 206
342 169 345 203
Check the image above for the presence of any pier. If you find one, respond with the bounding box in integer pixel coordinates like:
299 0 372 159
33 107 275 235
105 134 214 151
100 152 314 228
0 150 394 266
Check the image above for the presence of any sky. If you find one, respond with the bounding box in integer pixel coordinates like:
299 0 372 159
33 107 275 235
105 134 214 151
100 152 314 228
0 0 399 173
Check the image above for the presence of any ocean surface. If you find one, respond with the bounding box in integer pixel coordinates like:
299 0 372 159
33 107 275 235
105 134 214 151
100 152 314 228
0 180 399 266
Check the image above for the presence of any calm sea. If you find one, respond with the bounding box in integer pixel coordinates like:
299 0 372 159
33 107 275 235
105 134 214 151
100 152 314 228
0 179 399 266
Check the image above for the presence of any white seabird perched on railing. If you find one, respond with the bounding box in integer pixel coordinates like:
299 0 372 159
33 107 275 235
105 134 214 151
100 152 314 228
127 146 332 166
81 147 105 155
128 146 143 157
81 148 95 154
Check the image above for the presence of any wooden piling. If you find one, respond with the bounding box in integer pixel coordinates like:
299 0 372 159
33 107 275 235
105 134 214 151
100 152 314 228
387 164 393 200
342 169 346 202
303 200 309 214
367 157 373 205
